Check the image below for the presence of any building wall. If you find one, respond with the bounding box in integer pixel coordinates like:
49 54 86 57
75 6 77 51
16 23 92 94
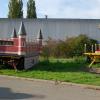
24 56 39 69
0 19 100 41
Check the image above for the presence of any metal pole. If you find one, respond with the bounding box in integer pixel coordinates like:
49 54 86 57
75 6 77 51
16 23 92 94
99 44 100 50
84 44 87 53
92 45 94 53
95 44 97 52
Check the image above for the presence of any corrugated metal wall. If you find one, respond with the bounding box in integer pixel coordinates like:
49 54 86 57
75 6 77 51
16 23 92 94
0 18 100 41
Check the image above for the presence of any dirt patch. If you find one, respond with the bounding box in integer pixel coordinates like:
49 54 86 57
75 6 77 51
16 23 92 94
87 67 100 74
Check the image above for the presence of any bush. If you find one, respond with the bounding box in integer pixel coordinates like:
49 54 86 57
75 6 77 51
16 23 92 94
41 35 98 58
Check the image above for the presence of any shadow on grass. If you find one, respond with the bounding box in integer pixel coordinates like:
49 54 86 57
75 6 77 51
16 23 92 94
0 64 13 70
32 60 87 72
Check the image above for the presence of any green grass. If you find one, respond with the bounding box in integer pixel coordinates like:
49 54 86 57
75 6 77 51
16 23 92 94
92 63 100 68
0 57 100 86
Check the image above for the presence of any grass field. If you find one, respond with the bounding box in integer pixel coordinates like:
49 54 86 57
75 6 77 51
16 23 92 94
0 57 100 86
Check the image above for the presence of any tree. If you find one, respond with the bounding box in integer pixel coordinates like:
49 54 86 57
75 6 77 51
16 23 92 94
18 0 23 18
8 0 23 18
27 0 37 18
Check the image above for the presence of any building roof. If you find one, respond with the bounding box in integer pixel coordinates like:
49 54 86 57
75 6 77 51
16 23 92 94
11 28 17 38
18 21 26 36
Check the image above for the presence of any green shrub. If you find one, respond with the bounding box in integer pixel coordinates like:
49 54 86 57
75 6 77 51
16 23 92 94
41 35 98 58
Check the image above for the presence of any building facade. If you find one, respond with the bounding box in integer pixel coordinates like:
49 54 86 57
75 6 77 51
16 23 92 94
0 18 100 41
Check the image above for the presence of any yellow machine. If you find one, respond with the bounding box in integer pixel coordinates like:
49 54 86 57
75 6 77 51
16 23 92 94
84 43 100 68
84 52 100 68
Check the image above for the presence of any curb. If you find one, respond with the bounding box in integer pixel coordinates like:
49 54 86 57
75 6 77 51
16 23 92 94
0 75 100 90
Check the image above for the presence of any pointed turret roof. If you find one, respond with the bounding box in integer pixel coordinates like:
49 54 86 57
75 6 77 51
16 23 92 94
18 21 26 36
37 29 43 39
11 28 17 38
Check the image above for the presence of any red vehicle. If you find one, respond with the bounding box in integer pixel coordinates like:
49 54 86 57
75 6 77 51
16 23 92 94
0 22 43 70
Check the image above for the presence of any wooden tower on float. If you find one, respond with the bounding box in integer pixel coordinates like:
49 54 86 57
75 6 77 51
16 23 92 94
37 29 43 52
18 21 27 55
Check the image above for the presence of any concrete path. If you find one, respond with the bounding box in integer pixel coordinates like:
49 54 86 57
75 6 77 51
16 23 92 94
0 75 100 100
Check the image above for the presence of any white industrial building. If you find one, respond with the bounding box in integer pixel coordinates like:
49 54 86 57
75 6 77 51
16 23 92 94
0 18 100 41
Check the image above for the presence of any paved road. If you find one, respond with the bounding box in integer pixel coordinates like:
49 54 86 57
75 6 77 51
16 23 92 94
0 76 100 100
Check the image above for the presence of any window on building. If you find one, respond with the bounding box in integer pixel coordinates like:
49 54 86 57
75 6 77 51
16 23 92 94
0 41 14 46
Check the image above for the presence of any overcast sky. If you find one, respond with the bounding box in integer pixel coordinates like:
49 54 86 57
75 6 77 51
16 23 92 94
0 0 100 19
